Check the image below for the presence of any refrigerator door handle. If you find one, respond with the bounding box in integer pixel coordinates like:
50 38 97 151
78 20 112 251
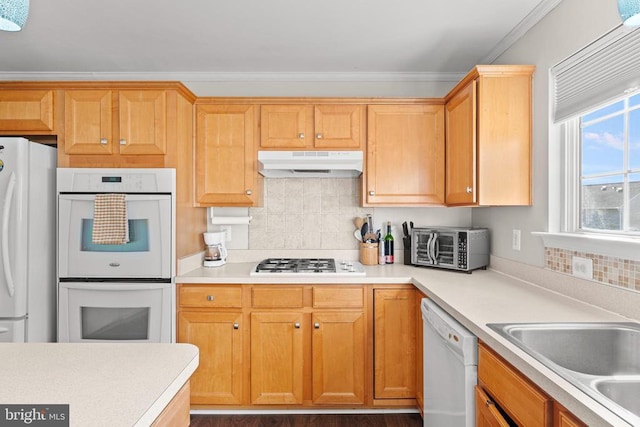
2 171 16 297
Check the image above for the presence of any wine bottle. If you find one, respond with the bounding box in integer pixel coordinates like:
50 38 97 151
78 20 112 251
383 221 394 264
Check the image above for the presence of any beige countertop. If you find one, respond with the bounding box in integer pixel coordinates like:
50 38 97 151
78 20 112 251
0 343 199 427
177 261 636 427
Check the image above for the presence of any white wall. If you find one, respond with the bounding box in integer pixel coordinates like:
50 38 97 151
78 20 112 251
471 0 621 267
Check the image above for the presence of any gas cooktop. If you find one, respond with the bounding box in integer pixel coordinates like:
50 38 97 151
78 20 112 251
250 258 366 276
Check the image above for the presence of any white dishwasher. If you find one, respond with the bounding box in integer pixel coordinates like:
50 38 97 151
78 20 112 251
421 298 478 427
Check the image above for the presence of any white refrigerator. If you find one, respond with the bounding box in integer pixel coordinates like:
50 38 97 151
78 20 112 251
0 137 56 342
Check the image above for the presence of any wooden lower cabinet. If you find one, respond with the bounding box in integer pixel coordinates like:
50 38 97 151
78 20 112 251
250 311 305 405
476 386 510 427
373 288 416 402
312 311 366 405
178 284 417 409
554 403 587 427
178 311 244 405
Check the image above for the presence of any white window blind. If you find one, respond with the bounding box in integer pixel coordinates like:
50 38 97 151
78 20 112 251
552 25 640 122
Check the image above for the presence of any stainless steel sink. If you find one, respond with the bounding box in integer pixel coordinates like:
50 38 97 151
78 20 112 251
488 322 640 426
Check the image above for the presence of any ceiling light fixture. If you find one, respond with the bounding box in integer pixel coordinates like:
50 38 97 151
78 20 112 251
0 0 29 32
618 0 640 26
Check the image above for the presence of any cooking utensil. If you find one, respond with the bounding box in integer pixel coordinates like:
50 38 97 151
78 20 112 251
360 222 368 239
402 222 409 238
354 230 362 241
354 217 364 231
364 232 378 242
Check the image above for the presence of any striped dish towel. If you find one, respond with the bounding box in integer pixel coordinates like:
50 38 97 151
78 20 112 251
92 194 129 245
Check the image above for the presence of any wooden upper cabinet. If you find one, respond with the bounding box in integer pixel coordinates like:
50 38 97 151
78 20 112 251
63 89 167 156
445 81 477 205
313 104 362 148
445 65 535 206
260 104 362 149
195 104 261 207
118 90 166 155
365 104 445 205
0 89 55 133
64 90 113 155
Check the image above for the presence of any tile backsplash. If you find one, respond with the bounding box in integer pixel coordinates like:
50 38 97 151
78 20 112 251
545 247 640 291
249 178 373 250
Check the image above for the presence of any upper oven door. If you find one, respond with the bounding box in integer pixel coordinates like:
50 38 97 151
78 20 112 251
58 194 172 279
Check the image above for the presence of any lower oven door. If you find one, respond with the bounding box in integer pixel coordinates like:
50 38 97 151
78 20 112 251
58 282 172 343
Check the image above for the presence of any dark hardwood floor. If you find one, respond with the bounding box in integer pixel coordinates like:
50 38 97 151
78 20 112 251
190 413 423 427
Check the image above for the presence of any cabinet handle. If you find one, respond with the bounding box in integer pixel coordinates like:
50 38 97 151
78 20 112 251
100 138 108 145
466 186 473 194
369 191 375 196
294 322 301 329
316 133 323 139
207 295 214 301
314 323 320 329
245 189 252 195
299 133 305 139
233 323 239 330
120 139 126 145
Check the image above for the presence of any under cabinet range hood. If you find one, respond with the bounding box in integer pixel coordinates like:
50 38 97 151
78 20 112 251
257 150 363 178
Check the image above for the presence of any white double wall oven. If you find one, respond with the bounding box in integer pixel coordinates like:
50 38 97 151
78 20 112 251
57 168 175 343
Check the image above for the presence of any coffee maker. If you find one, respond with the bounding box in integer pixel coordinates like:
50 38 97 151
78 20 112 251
203 231 228 267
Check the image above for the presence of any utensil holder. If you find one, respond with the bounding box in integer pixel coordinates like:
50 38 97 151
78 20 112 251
360 242 379 265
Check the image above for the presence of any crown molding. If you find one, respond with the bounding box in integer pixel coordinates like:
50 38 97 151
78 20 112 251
0 71 467 83
482 0 563 64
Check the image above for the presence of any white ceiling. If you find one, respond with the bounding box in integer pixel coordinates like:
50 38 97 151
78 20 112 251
0 0 560 80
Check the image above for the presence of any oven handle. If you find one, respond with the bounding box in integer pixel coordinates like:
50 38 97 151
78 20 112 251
2 172 16 297
59 282 171 291
58 193 171 202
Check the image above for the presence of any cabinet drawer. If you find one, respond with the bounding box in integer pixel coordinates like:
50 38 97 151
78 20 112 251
179 286 242 308
252 287 304 308
313 287 364 308
478 344 552 426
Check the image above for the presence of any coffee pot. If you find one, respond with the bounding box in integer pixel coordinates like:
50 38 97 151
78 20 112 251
203 232 228 267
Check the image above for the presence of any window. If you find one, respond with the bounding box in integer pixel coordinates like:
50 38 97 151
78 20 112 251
575 91 640 234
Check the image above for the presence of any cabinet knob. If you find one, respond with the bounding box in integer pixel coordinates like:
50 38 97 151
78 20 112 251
314 323 320 329
207 295 214 301
120 139 126 145
316 133 323 139
245 189 252 195
298 133 305 139
369 191 375 196
294 323 301 329
466 187 473 194
100 138 108 145
233 323 239 330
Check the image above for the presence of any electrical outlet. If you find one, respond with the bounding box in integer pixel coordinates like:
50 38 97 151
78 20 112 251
512 229 521 251
572 256 593 279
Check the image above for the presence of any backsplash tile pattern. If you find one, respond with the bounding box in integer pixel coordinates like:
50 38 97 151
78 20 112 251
249 178 373 250
545 247 640 290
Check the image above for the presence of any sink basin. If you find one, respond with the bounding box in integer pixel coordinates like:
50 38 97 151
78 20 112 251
491 323 640 376
487 322 640 426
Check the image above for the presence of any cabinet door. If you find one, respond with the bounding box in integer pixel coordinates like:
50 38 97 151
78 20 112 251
312 311 365 405
445 80 477 205
178 311 243 405
118 90 167 155
260 104 313 148
476 386 511 427
195 104 258 206
64 90 113 155
313 104 362 148
366 105 445 205
373 288 416 399
0 90 55 132
250 312 304 404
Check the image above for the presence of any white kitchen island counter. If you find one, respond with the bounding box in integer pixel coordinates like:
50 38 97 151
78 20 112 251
0 343 199 427
177 261 639 427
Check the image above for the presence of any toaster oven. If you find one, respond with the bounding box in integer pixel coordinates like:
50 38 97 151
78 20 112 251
411 227 489 272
